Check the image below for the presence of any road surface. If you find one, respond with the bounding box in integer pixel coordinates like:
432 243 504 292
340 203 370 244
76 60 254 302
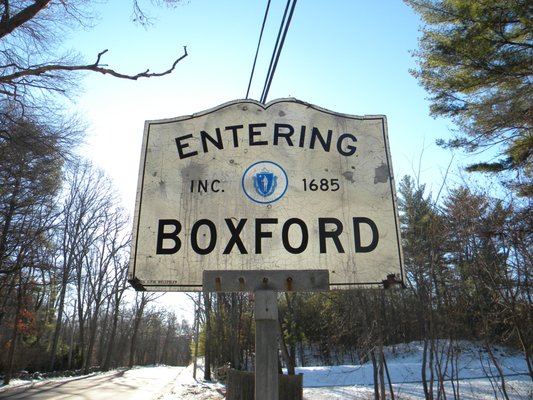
0 365 222 400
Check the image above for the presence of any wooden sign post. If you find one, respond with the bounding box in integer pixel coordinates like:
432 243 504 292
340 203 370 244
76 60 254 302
255 290 279 400
203 270 329 400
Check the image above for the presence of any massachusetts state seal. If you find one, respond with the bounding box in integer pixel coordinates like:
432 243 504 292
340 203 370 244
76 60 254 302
242 161 288 204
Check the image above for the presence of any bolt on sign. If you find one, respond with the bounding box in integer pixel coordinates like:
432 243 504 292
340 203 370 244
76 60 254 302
128 99 404 291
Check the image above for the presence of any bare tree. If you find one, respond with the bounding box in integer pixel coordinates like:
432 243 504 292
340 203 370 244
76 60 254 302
49 160 119 370
0 115 63 383
82 206 130 373
128 291 162 367
0 0 188 114
102 258 130 371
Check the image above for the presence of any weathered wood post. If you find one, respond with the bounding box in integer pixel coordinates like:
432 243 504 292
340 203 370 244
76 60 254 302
204 270 328 400
254 290 279 400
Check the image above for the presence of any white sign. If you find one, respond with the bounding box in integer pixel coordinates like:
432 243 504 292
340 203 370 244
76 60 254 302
128 99 403 291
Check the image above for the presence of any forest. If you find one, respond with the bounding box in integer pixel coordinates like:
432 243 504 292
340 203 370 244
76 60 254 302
0 151 194 382
0 1 532 399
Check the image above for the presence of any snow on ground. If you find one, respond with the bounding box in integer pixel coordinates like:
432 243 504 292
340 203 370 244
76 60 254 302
1 342 531 399
184 342 533 399
299 342 532 399
161 363 225 400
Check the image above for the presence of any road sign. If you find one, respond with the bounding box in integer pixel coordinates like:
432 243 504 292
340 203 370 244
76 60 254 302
128 99 403 291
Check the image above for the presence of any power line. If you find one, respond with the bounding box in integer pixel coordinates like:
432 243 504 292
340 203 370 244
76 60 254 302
245 0 272 99
260 0 298 104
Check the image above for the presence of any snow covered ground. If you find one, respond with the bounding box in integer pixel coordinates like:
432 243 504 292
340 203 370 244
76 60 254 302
1 342 531 399
298 342 532 399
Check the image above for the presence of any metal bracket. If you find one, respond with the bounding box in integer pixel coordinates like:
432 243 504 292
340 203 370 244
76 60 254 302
202 270 329 292
128 277 146 291
381 273 405 289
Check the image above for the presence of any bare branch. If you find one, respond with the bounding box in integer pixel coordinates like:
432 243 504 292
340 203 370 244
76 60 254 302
88 46 188 80
0 0 52 40
0 46 188 96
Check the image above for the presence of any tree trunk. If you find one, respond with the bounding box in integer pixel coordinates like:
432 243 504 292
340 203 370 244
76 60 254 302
83 305 101 374
49 271 69 371
193 293 201 379
278 315 295 375
97 302 110 366
0 178 20 274
67 301 77 369
378 345 386 400
203 292 212 381
77 286 87 369
515 324 533 380
128 295 146 368
422 339 431 400
383 349 395 400
103 300 120 371
230 293 241 370
370 350 379 400
485 342 510 400
3 270 23 385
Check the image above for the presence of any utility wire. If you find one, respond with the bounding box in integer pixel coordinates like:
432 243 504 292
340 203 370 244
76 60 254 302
259 0 291 103
246 0 272 99
260 0 298 104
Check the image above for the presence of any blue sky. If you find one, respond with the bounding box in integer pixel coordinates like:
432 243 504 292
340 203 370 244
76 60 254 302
64 0 473 213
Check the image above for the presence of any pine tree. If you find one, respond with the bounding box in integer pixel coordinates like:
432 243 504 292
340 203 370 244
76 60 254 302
405 0 533 196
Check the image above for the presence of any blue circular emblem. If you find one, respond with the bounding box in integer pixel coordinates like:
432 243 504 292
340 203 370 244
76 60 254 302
242 161 288 204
